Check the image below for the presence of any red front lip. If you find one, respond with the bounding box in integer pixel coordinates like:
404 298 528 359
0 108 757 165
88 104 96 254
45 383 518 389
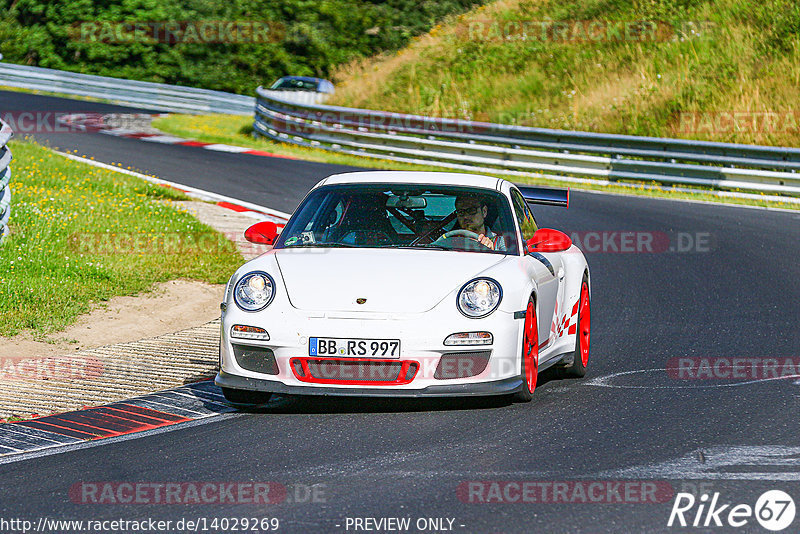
290 357 419 386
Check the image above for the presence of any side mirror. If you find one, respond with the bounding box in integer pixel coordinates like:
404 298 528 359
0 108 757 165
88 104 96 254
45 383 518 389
527 228 572 253
244 221 279 245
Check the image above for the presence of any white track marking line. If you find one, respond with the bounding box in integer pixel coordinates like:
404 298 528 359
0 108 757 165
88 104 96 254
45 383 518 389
202 144 252 153
138 135 188 144
584 368 800 389
597 445 800 481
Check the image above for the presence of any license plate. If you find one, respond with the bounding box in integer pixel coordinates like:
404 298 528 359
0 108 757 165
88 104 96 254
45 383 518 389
309 337 401 358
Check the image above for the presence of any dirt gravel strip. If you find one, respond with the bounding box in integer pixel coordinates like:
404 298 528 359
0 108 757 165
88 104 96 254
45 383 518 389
0 321 222 419
1 198 280 420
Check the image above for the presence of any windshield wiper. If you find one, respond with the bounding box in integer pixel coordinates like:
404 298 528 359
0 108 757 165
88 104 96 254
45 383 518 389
286 242 354 248
378 244 452 251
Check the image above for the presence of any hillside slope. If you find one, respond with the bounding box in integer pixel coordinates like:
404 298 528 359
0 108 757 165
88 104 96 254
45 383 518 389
330 0 800 146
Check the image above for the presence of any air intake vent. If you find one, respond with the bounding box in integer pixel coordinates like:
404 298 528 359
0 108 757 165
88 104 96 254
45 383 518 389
434 351 491 379
232 344 278 375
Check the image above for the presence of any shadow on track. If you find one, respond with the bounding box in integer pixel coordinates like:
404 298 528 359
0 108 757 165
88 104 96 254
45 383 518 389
231 368 564 415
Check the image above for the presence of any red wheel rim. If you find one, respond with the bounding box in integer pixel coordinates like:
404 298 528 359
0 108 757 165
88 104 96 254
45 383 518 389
579 281 591 366
523 301 538 393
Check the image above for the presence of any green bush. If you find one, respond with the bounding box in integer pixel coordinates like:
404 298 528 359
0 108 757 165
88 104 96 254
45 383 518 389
0 0 488 95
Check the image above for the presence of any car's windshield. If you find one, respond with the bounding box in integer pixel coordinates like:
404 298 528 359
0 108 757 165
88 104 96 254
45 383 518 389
274 184 520 255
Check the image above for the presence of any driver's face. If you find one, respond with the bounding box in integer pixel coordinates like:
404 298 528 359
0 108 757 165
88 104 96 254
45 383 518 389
455 199 487 233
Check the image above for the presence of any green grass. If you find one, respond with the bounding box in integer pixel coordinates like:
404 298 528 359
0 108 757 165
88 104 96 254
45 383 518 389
0 139 243 337
152 113 456 169
153 113 800 211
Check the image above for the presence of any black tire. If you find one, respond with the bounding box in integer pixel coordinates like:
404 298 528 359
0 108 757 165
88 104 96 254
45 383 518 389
513 296 538 402
559 274 590 378
221 387 273 405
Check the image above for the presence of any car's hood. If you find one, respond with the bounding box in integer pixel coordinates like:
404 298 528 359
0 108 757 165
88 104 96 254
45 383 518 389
274 248 505 313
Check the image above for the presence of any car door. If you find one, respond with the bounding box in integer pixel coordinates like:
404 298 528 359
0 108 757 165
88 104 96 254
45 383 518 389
510 188 564 350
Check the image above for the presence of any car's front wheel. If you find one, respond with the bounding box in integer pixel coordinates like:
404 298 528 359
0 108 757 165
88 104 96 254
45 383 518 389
559 274 590 378
513 296 538 402
221 387 273 405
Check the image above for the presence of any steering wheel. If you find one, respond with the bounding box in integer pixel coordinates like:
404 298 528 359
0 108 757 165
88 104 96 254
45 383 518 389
433 229 492 249
436 229 482 241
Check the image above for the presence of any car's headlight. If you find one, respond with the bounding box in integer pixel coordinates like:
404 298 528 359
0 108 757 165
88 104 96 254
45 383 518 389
457 278 502 318
233 272 275 312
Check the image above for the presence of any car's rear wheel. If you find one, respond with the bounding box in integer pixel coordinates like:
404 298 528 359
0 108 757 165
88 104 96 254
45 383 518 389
513 296 538 402
560 274 590 378
221 387 273 405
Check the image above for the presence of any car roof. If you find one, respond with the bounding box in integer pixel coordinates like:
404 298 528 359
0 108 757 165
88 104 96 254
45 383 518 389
278 75 325 83
317 171 509 191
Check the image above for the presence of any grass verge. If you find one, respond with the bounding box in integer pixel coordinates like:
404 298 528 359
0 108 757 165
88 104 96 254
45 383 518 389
153 113 800 211
0 139 242 337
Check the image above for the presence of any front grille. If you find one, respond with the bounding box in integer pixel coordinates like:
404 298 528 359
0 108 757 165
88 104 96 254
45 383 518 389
291 358 418 385
434 351 491 379
232 344 278 375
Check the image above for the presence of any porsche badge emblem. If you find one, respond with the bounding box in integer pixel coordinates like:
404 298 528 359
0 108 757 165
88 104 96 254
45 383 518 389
356 298 367 305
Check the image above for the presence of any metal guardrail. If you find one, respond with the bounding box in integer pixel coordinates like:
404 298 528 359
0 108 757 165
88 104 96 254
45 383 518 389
0 119 12 243
0 62 254 115
254 87 800 196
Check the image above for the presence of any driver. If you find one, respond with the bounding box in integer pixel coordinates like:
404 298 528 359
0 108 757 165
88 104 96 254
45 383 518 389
453 194 506 251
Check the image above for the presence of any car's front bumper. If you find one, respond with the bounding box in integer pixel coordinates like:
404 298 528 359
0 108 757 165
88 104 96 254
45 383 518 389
218 301 525 396
215 370 524 398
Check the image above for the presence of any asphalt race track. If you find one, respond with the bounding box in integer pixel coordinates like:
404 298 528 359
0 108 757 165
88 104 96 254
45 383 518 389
2 90 799 533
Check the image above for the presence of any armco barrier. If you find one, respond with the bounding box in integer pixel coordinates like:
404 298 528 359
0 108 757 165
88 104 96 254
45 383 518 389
253 87 800 196
0 119 12 243
0 62 254 115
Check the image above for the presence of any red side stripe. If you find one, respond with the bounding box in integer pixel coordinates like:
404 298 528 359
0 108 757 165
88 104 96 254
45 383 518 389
106 404 187 423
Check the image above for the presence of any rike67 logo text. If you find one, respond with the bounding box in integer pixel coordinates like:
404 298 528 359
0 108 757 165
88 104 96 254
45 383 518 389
668 490 795 531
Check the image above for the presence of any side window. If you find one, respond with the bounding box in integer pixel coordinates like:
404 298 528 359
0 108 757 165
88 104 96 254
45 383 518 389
511 189 538 243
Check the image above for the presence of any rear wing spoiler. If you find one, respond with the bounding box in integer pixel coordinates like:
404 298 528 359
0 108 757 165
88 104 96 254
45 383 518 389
518 186 569 208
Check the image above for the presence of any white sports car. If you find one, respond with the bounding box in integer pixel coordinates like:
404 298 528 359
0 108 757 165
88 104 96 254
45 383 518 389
215 171 590 404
